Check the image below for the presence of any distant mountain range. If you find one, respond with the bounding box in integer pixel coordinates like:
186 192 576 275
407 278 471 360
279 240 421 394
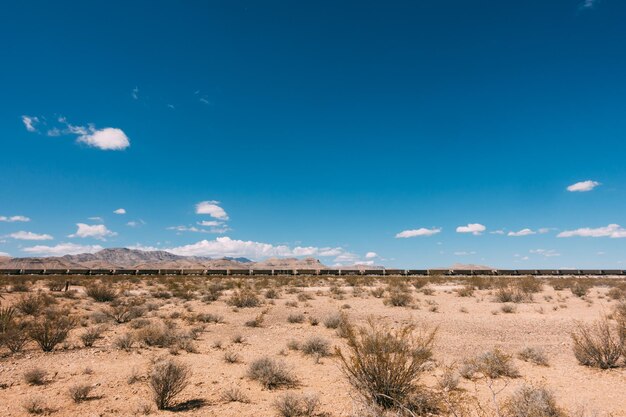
0 248 332 270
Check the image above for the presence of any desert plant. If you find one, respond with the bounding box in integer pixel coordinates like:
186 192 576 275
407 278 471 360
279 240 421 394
501 304 517 314
502 385 565 417
518 347 549 366
245 311 267 327
80 326 104 347
274 392 320 417
221 386 249 403
335 319 438 411
24 368 47 385
115 332 135 350
22 397 46 415
461 348 520 379
86 284 117 302
571 315 624 369
15 294 44 316
224 351 241 363
2 319 29 353
300 336 331 357
28 310 76 352
456 285 474 297
248 357 297 389
228 289 260 308
69 383 93 403
135 322 175 347
323 312 343 329
149 358 192 410
384 290 413 307
287 313 305 323
571 282 591 298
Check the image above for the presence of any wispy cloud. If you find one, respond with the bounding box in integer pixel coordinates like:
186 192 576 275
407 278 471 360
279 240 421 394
113 208 126 215
557 224 626 238
22 115 39 132
395 228 441 238
365 252 378 259
69 223 117 240
508 228 536 237
530 249 560 257
581 0 599 9
8 231 53 241
456 223 486 235
167 225 229 234
0 215 30 222
567 180 600 192
454 251 476 256
22 242 103 256
132 86 139 100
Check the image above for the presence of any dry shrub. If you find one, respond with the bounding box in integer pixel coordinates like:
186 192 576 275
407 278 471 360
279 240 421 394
86 284 117 302
15 294 44 316
107 301 145 324
24 368 47 385
571 282 591 298
607 287 624 300
456 285 474 297
224 351 241 363
135 322 175 347
28 309 76 352
502 385 566 417
501 304 517 314
22 396 46 415
460 348 520 379
495 286 526 303
248 357 298 389
2 320 29 353
194 313 223 324
323 312 343 329
245 311 267 327
515 276 543 295
336 319 438 412
518 347 549 366
571 315 624 369
80 326 104 347
265 288 280 299
221 386 249 403
287 313 305 323
274 392 320 417
384 289 413 307
300 336 331 357
69 383 93 403
370 287 385 298
150 358 192 410
228 289 260 308
115 332 134 350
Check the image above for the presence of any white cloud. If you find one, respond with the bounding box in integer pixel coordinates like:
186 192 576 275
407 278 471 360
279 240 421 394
22 242 104 256
8 231 53 241
454 251 476 256
88 217 104 222
489 230 505 235
0 252 10 257
166 237 347 261
197 220 223 227
508 228 536 237
581 0 598 9
395 228 441 238
167 225 229 234
195 201 228 220
114 208 126 215
132 87 139 100
354 260 375 266
557 224 626 238
365 252 377 259
47 127 61 137
567 180 600 192
69 223 117 240
530 249 560 257
126 220 145 228
77 127 130 150
22 115 39 132
456 223 486 235
0 215 30 222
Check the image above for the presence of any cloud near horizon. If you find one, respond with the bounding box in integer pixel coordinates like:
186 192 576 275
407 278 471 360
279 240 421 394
0 215 30 222
395 228 441 238
557 224 626 238
8 231 53 241
22 242 104 256
508 228 536 237
69 223 117 240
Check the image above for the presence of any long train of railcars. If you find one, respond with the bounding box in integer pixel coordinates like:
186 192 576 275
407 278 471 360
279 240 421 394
1 268 625 276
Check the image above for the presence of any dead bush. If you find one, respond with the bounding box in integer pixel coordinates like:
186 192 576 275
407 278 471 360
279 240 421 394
22 396 46 415
115 332 135 350
274 392 320 417
323 312 343 329
69 383 93 403
150 358 192 410
502 385 566 417
28 309 76 352
571 282 591 298
224 351 241 363
287 313 305 323
518 347 549 366
80 326 104 347
228 289 261 308
384 290 413 307
24 368 47 385
456 285 474 297
336 319 438 411
15 294 44 316
300 336 331 357
2 320 29 353
248 357 298 389
135 322 175 347
461 348 520 379
571 315 624 369
221 386 249 403
495 286 526 303
86 284 118 302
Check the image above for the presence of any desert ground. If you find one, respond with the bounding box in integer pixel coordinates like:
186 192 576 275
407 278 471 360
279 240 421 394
0 274 625 417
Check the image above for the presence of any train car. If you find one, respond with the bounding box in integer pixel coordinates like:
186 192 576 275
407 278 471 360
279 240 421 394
251 269 272 276
0 269 21 275
601 269 624 275
495 270 520 275
536 270 559 275
449 269 471 276
471 270 496 275
44 269 70 275
229 269 251 275
406 269 428 276
89 269 113 275
319 269 340 275
384 269 404 276
137 269 160 275
296 269 318 275
516 269 539 275
22 269 45 275
113 269 137 275
340 270 360 275
67 269 88 275
205 269 228 275
158 269 181 275
362 269 385 276
180 269 206 275
273 269 294 275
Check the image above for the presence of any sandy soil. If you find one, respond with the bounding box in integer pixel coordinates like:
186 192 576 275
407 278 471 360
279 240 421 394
0 277 625 416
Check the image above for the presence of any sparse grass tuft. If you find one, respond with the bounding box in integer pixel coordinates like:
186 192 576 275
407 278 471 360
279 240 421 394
248 357 298 389
228 289 261 308
69 383 93 403
502 385 566 417
300 336 331 357
518 347 549 366
24 368 47 385
274 392 320 417
460 348 520 379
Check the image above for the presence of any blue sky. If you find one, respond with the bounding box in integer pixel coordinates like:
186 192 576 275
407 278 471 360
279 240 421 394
1 0 626 268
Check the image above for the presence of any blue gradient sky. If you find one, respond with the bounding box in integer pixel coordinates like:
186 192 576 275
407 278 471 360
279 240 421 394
1 0 626 267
